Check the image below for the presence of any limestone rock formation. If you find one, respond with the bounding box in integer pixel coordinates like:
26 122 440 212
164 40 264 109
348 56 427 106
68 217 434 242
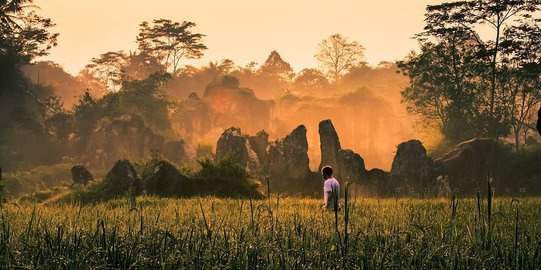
267 125 316 193
70 165 93 186
171 92 215 145
85 114 164 168
434 138 505 193
204 85 274 135
390 140 434 193
145 161 189 196
318 120 342 171
103 159 143 195
216 127 260 172
364 168 391 196
162 140 195 165
318 119 367 184
249 130 269 170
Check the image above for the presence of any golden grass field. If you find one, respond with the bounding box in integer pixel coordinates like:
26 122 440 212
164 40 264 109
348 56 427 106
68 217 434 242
1 195 540 269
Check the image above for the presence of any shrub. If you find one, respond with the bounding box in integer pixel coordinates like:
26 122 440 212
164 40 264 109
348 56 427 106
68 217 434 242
195 156 262 198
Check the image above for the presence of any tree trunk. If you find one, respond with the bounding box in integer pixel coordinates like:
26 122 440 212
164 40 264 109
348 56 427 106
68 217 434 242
489 18 501 138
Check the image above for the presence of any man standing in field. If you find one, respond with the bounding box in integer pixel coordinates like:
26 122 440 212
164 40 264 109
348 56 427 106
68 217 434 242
321 166 340 210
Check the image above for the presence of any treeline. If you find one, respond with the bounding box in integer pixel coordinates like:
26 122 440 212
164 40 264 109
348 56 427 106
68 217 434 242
398 0 541 152
1 0 540 174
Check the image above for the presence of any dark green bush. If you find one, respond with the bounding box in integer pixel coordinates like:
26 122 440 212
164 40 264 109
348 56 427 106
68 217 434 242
195 156 262 198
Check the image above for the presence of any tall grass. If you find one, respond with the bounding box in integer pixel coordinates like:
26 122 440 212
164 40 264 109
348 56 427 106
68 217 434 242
1 196 541 269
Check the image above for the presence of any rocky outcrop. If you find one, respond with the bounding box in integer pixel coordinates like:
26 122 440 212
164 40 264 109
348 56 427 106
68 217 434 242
70 165 93 186
434 138 505 193
204 85 274 135
267 125 315 193
85 114 164 168
318 119 367 184
163 140 195 165
390 140 434 193
318 120 342 171
103 159 143 195
364 168 391 196
216 127 260 172
249 130 269 170
171 92 215 145
144 161 189 196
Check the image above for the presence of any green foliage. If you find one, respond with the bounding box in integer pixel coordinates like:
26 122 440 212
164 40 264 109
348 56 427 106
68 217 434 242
196 143 213 159
117 71 173 130
61 71 174 149
506 145 541 194
0 2 59 170
2 197 541 268
397 36 496 142
195 156 262 198
399 0 541 145
134 149 162 182
2 163 74 197
0 9 58 65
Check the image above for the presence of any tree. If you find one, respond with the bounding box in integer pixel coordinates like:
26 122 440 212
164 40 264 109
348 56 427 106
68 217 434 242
315 34 365 82
136 19 207 74
0 0 33 30
85 51 128 91
422 0 541 137
499 19 541 152
0 9 58 64
0 1 59 169
122 51 163 81
398 28 492 142
72 91 99 139
293 68 329 92
400 0 541 144
217 59 235 74
259 50 294 81
118 71 173 130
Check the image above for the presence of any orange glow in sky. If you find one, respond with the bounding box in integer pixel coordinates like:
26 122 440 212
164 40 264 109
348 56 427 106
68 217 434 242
38 0 446 75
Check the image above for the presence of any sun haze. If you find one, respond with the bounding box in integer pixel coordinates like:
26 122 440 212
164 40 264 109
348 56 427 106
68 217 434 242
38 0 444 75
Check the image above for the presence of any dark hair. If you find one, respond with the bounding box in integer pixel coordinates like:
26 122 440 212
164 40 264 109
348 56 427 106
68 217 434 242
321 166 333 176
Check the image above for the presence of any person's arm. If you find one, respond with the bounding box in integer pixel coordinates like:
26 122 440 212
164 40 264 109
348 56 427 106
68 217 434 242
322 191 332 208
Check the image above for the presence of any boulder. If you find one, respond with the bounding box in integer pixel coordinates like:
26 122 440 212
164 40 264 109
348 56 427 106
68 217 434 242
216 127 260 172
103 159 143 195
70 165 93 186
267 125 315 193
145 161 189 196
318 119 367 184
434 138 506 193
363 168 391 196
337 149 366 183
390 140 434 193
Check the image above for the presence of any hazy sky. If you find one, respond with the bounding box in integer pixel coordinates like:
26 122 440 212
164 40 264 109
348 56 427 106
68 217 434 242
38 0 445 75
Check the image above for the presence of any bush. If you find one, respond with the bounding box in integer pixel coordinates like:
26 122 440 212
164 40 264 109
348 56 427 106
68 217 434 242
195 156 262 198
3 163 74 198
